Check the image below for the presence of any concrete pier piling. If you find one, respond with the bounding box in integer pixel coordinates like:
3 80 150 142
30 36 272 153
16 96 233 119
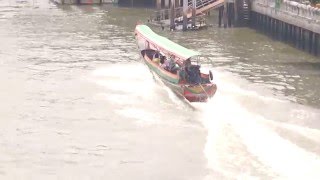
164 0 169 8
218 7 223 27
250 0 320 56
217 0 240 28
251 12 320 56
192 0 196 28
223 1 228 28
234 0 238 23
170 0 175 30
157 0 161 9
182 0 187 31
52 0 115 5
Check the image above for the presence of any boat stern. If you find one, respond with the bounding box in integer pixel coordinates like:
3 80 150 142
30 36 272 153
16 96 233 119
183 83 217 102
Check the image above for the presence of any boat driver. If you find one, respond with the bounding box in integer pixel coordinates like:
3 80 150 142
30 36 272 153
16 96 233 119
179 58 191 82
184 58 201 84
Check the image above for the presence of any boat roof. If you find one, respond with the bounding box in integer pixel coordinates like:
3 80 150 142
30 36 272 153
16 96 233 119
135 25 201 60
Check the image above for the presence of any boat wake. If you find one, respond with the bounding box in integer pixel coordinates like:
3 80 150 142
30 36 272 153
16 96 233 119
196 68 320 179
90 63 320 178
89 63 195 126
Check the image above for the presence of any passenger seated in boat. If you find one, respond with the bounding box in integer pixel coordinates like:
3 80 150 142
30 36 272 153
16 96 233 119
152 52 160 64
160 56 165 65
160 56 168 69
179 58 191 82
169 60 180 74
164 56 179 74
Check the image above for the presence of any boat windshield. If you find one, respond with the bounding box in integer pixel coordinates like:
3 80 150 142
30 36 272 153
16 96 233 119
189 56 200 65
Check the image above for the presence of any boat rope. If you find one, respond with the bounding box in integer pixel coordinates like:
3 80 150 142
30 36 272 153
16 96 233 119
199 83 209 100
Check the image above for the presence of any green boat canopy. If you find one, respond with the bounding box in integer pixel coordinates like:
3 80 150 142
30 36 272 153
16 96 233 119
135 25 201 60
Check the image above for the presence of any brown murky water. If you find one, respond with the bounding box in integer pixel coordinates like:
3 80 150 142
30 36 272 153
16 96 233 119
1 1 320 179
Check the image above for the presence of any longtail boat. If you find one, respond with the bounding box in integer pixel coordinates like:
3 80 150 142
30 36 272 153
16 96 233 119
134 25 217 102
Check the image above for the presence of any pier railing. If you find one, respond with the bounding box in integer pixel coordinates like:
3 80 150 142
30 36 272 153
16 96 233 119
281 0 320 21
151 7 184 21
252 0 320 33
151 0 220 22
253 0 320 22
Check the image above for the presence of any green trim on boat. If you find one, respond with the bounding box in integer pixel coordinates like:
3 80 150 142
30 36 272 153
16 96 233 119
136 25 200 60
146 62 179 84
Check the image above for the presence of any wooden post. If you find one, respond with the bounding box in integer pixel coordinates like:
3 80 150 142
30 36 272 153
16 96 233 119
183 0 188 31
315 33 319 56
312 32 316 55
268 17 271 35
223 2 227 28
157 0 161 9
290 25 292 44
288 24 291 42
165 0 169 8
234 0 238 25
295 26 299 48
250 11 254 27
302 29 305 50
192 0 196 28
275 20 278 39
218 7 223 27
228 3 232 27
273 19 276 37
170 0 175 30
265 16 268 33
175 0 180 7
279 21 282 40
272 19 277 39
299 27 303 49
262 15 265 32
270 18 273 37
164 0 170 19
284 23 288 42
309 31 313 54
258 13 260 28
292 26 296 46
278 20 281 39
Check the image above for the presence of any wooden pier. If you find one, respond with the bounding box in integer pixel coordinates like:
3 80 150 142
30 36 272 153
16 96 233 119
52 0 320 56
150 0 227 30
52 0 117 5
151 0 320 56
150 0 253 30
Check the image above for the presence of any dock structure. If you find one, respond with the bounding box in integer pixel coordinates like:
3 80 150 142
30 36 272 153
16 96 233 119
151 0 320 56
51 0 320 56
151 0 228 30
250 0 320 56
52 0 117 4
150 0 250 30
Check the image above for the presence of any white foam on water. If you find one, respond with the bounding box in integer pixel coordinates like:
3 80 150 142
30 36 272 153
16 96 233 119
115 107 159 125
90 63 157 99
198 68 320 179
90 63 193 127
91 64 320 178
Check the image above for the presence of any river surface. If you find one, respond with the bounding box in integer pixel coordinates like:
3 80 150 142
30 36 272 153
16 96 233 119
1 1 320 179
